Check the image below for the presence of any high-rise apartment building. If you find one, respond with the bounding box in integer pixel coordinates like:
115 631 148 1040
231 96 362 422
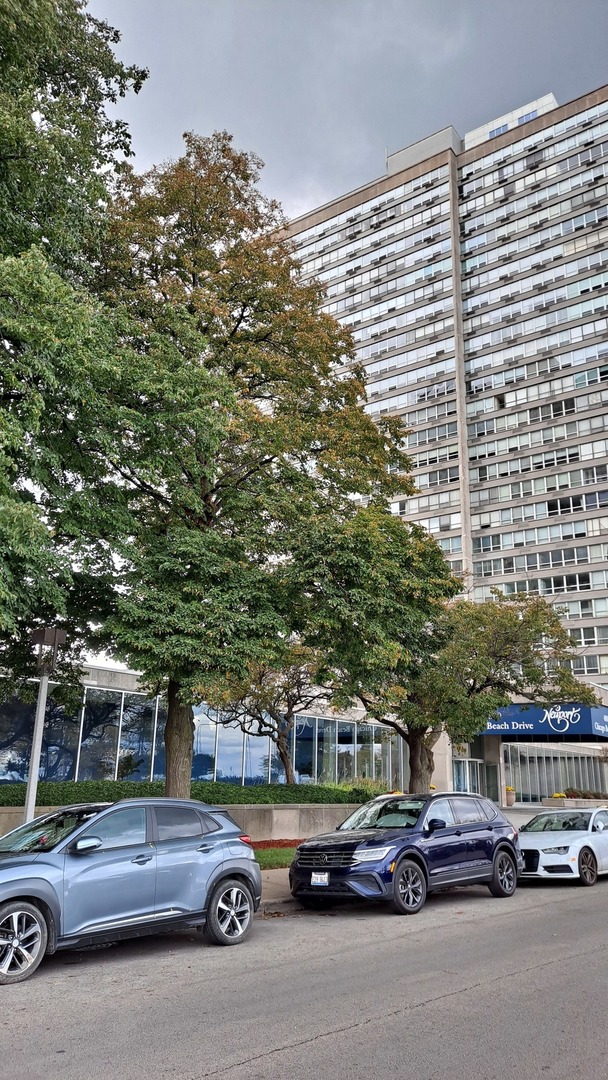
289 84 608 696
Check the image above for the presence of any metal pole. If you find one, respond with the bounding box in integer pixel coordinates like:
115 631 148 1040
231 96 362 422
24 671 50 822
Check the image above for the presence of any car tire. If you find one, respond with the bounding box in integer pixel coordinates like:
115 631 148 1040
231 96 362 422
391 859 427 915
487 849 517 898
578 847 598 886
0 900 48 985
296 896 337 911
204 879 254 946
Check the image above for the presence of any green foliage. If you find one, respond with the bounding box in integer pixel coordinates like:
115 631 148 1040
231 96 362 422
0 780 379 808
0 0 146 269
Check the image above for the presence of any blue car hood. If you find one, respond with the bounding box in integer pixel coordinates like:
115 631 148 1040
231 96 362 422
0 852 43 874
299 828 412 851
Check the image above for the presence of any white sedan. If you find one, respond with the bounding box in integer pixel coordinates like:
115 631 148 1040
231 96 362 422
519 808 608 885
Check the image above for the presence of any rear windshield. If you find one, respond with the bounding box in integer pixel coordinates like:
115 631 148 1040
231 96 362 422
338 799 426 831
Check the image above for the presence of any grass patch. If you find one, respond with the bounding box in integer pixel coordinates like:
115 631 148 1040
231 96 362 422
255 847 297 870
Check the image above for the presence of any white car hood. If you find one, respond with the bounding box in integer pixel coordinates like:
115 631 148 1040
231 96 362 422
520 829 584 849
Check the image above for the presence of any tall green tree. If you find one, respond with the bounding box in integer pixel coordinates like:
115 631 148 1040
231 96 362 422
0 1 145 689
1 0 146 269
83 132 413 797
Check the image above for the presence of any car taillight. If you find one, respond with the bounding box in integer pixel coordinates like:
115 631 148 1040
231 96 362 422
239 835 252 845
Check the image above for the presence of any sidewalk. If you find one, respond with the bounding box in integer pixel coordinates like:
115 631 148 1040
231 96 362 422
255 805 538 915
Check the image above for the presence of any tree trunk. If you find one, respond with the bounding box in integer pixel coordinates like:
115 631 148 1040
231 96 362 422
164 679 194 798
275 733 295 785
405 729 436 794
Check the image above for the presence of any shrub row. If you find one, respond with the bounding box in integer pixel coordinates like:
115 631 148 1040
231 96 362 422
0 778 388 808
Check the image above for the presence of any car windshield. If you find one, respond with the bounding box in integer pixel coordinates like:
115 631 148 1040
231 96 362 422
0 807 106 853
338 798 427 831
521 812 592 833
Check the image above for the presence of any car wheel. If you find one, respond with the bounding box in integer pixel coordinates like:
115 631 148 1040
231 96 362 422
296 896 337 911
578 847 598 886
204 879 254 946
391 859 427 915
488 849 517 898
0 901 48 985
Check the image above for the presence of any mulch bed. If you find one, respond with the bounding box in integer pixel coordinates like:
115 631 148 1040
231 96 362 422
251 839 305 849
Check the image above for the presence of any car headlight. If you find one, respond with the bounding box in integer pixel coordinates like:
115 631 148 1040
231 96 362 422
541 846 570 855
352 846 394 863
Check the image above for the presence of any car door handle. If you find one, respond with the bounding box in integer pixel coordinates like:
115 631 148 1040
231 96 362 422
454 830 462 836
197 844 214 853
485 825 493 831
131 854 154 865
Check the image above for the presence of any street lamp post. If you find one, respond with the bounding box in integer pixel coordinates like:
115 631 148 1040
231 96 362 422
24 627 67 823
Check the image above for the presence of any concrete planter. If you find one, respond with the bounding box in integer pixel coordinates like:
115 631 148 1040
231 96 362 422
0 803 361 841
541 797 608 808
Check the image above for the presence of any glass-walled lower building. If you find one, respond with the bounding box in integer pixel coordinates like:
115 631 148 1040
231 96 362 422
502 742 607 802
0 683 408 789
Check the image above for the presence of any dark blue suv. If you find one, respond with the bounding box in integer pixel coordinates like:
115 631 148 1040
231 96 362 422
289 791 523 915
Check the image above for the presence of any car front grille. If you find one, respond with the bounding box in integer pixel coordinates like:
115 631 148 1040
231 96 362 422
522 850 540 873
297 851 355 868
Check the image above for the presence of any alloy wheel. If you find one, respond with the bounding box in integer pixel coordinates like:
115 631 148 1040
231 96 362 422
397 866 424 910
0 909 43 979
215 886 251 939
497 853 516 894
579 848 597 885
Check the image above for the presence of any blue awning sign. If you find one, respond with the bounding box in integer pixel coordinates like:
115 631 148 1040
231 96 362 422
482 703 608 739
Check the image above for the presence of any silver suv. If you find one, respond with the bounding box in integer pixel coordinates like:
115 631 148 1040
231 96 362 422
0 798 262 984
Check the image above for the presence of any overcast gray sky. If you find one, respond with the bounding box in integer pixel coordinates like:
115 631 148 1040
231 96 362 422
90 0 608 218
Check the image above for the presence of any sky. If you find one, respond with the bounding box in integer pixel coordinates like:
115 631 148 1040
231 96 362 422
90 0 608 219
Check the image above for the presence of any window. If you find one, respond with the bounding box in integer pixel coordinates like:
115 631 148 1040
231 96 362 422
82 807 146 849
154 806 203 840
425 798 455 826
451 797 484 824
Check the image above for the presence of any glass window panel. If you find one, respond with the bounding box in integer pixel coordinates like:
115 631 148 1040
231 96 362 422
118 693 155 780
356 724 375 780
81 806 146 849
337 722 355 783
316 718 336 784
192 706 217 781
243 722 271 785
41 695 82 781
294 716 315 783
152 699 167 781
0 697 36 782
215 722 244 785
77 689 122 781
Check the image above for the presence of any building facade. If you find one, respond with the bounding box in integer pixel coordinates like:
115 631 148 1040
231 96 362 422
288 85 608 798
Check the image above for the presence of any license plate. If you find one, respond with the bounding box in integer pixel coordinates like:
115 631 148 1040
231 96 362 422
311 871 329 886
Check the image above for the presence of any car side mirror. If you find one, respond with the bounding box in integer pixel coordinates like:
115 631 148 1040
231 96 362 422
426 818 447 833
73 836 102 854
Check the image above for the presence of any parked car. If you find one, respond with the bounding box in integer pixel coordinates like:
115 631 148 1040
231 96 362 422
0 798 262 985
519 807 608 885
289 791 522 915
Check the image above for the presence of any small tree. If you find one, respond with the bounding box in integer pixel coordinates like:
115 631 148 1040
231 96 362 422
353 593 599 792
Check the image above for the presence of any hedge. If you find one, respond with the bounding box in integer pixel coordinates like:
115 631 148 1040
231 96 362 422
0 779 388 808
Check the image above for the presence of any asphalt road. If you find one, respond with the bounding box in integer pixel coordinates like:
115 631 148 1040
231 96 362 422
4 879 608 1080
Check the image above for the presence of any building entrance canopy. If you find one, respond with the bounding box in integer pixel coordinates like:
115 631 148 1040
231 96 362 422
483 704 608 740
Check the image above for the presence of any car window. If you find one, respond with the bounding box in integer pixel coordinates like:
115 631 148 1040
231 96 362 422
154 806 203 840
424 799 455 827
81 807 146 849
593 811 608 832
479 800 498 821
451 797 485 824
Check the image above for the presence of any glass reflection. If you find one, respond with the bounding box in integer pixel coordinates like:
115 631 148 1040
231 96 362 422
294 717 315 783
77 688 122 781
356 724 375 779
192 706 217 781
244 720 270 785
317 718 336 784
337 722 355 782
118 694 155 780
215 722 244 785
152 700 167 781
